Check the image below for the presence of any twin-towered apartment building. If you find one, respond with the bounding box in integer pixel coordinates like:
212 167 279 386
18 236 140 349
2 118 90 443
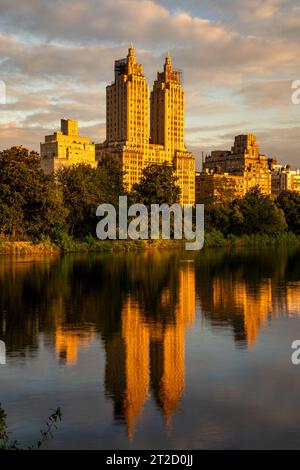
96 45 195 205
40 45 300 205
41 45 195 205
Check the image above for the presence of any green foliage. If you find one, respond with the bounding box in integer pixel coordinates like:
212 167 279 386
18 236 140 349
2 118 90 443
229 188 287 235
0 147 67 241
1 147 299 248
276 190 300 235
0 148 124 243
30 407 62 450
58 163 124 238
132 162 181 206
228 232 300 247
100 153 125 207
0 403 62 450
206 187 287 236
85 233 96 250
0 405 19 450
53 229 80 251
204 229 229 247
205 203 232 236
204 231 300 248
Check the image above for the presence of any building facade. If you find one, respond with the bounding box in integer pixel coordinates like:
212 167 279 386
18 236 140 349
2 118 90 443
104 262 195 438
96 46 195 205
197 134 272 203
40 119 97 174
196 170 246 204
268 160 300 195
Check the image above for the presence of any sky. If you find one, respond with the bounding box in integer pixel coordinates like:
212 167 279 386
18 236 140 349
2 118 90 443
0 0 299 169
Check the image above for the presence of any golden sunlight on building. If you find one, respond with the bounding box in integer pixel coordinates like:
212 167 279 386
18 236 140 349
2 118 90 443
53 297 95 366
238 282 272 347
152 326 185 427
96 45 195 205
121 297 150 440
40 119 97 174
149 265 195 425
197 134 271 203
176 265 196 329
104 264 196 438
196 170 246 204
211 278 273 347
55 325 95 366
268 160 300 195
285 284 300 314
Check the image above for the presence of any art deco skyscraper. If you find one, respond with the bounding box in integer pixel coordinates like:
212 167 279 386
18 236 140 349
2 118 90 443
150 53 185 152
97 46 195 205
106 44 149 145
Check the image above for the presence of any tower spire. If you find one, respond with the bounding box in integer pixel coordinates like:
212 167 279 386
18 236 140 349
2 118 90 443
127 42 137 72
164 51 172 74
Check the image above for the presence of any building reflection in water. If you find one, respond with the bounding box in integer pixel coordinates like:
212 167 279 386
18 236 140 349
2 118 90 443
55 324 95 366
195 250 300 348
48 295 96 366
211 278 273 347
2 250 300 439
104 263 195 439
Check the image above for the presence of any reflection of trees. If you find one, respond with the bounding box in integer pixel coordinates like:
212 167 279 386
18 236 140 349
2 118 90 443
0 252 184 363
1 248 300 436
0 252 196 438
195 247 300 347
0 255 60 356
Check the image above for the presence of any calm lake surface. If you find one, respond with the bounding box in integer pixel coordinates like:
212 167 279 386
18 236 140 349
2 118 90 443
1 248 300 449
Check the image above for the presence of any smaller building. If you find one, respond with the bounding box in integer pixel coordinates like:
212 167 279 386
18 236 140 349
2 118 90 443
196 169 245 204
269 162 300 195
40 119 97 174
202 134 271 196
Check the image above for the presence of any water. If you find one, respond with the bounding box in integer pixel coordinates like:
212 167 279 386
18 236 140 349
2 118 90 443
0 248 300 449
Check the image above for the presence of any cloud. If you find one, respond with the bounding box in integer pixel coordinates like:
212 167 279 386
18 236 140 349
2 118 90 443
0 0 299 165
0 0 227 47
236 80 299 108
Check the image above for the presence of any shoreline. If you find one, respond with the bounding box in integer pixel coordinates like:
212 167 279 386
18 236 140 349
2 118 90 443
1 232 300 255
0 239 185 255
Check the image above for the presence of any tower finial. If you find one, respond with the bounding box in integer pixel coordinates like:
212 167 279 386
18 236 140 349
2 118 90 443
128 42 136 58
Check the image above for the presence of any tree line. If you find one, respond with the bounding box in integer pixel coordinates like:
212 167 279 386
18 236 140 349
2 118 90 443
1 146 300 243
206 187 300 236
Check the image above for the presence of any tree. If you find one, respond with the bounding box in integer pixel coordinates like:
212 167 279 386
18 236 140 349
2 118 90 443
205 202 231 235
100 154 125 207
132 163 181 206
276 191 300 234
0 184 24 239
58 163 124 238
229 187 287 235
0 147 66 240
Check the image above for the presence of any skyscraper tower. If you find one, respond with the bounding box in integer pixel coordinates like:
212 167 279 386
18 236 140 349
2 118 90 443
106 44 149 145
151 53 185 152
97 46 196 205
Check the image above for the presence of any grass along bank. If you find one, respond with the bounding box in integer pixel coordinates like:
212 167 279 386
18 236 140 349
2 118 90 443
204 230 300 248
1 231 300 255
